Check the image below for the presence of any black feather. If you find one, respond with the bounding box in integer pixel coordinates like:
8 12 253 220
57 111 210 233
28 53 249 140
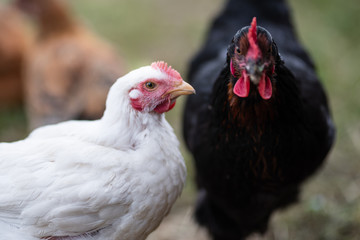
183 0 335 239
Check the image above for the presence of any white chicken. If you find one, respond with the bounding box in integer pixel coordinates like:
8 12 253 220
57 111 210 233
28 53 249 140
0 61 195 240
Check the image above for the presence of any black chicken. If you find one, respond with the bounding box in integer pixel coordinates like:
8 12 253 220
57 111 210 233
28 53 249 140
183 0 335 239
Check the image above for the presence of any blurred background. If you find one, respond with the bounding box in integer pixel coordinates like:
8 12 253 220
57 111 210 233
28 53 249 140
0 0 359 239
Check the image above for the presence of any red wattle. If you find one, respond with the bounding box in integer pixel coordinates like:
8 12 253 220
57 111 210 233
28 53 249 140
154 98 175 114
258 75 272 100
233 72 250 98
168 101 176 111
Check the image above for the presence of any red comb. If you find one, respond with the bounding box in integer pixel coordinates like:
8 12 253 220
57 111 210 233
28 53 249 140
151 61 182 80
247 17 261 59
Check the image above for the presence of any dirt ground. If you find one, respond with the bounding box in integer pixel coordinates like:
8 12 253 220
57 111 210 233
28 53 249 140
148 206 210 240
148 205 271 240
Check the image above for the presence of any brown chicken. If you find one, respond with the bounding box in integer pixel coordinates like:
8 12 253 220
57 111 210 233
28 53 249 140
0 3 31 109
16 0 126 129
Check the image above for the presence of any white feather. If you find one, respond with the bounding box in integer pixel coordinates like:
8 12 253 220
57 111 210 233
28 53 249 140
0 65 186 239
0 221 37 240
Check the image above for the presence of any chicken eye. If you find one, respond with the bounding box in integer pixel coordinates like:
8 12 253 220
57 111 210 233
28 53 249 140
235 47 241 54
145 81 157 90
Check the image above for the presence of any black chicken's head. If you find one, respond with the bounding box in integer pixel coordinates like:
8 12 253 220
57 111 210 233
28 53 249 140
228 17 278 100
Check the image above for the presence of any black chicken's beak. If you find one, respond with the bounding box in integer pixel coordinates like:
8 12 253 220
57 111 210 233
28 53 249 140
245 59 264 85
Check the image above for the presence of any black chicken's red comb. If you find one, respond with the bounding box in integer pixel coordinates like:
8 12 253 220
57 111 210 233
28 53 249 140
248 17 257 44
247 17 261 59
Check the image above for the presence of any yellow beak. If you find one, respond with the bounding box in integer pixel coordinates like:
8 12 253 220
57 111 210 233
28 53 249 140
166 81 195 99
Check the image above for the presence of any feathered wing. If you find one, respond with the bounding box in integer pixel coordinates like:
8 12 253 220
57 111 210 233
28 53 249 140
0 137 134 237
0 221 37 240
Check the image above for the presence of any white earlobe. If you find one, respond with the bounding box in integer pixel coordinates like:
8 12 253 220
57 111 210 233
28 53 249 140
129 89 142 99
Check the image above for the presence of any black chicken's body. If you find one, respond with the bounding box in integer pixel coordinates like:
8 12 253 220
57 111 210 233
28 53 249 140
183 0 335 239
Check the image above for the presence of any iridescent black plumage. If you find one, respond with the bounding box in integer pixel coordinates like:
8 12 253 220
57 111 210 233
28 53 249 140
183 0 335 239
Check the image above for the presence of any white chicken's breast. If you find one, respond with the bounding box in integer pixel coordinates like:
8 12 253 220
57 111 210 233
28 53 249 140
0 61 194 240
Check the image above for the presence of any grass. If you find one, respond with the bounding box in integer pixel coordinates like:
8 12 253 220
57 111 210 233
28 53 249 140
1 0 360 239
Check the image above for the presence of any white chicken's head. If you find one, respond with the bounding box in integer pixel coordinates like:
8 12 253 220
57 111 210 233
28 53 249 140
109 61 195 114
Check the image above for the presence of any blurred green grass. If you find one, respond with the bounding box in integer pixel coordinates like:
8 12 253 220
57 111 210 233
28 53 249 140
1 0 360 239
